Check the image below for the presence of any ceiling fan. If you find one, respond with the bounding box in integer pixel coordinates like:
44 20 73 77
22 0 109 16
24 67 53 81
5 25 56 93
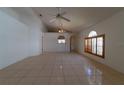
49 8 71 23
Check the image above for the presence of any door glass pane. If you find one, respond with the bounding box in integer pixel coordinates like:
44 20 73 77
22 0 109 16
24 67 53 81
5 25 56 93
87 39 92 52
92 38 96 54
97 37 103 56
85 39 88 51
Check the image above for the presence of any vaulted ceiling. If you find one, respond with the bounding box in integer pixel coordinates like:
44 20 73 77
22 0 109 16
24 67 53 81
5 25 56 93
32 7 123 33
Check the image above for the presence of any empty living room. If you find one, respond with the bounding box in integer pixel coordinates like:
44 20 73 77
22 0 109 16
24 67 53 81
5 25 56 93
0 0 124 92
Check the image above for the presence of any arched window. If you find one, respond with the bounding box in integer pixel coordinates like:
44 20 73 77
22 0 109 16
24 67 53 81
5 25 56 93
57 35 66 44
88 31 97 37
84 31 105 58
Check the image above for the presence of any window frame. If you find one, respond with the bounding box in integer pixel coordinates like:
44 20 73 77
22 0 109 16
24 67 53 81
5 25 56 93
84 34 105 58
57 35 66 44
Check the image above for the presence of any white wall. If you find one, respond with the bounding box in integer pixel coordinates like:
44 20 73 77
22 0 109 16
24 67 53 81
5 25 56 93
43 32 71 52
74 10 124 73
0 8 46 69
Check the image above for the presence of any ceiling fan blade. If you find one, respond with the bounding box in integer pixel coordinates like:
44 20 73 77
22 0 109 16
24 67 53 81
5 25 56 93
49 18 56 23
60 12 67 16
60 16 71 22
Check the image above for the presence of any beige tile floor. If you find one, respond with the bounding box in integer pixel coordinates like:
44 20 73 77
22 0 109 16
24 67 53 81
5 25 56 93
0 52 124 85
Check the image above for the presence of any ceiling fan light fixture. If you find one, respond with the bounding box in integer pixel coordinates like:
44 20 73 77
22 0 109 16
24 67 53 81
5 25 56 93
58 29 64 33
58 30 61 33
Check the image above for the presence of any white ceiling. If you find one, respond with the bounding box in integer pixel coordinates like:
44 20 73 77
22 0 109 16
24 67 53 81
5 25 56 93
32 7 123 32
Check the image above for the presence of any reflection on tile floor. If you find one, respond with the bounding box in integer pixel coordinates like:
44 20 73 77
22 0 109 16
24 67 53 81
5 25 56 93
0 52 124 85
